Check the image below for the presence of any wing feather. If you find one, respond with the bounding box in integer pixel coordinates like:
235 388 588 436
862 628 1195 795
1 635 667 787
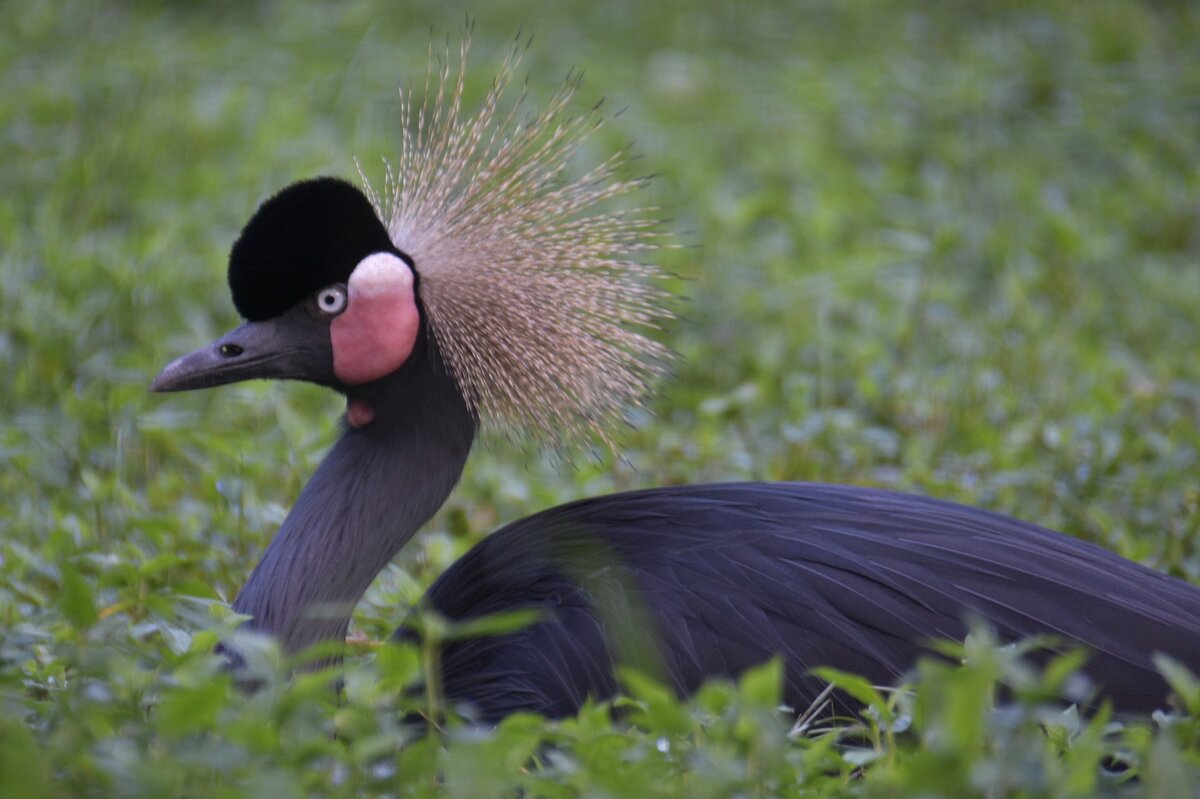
408 482 1200 720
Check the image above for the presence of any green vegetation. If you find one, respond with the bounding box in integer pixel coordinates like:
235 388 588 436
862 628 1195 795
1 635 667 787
2 1 1199 796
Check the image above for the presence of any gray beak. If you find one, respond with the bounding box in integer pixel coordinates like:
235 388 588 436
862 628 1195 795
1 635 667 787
151 310 334 392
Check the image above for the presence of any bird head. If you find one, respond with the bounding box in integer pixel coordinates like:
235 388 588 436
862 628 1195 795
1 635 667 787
151 178 424 428
152 38 674 445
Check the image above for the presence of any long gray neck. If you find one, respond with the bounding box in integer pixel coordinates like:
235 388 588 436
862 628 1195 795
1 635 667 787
231 339 475 657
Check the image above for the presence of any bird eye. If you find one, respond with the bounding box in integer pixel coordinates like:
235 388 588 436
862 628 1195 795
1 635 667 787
315 286 347 316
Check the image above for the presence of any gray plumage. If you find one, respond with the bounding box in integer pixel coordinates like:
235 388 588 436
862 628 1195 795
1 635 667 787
415 482 1200 720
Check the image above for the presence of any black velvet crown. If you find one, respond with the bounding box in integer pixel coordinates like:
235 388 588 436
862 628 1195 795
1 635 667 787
228 177 409 321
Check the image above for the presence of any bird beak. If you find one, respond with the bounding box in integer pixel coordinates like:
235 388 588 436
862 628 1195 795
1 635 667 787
151 312 333 392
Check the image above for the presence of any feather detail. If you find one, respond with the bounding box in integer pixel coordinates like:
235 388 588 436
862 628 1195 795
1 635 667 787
357 37 674 447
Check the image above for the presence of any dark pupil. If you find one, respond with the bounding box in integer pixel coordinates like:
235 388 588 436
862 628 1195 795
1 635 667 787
323 294 335 306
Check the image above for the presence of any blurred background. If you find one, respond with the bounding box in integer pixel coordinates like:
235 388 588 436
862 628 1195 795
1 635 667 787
1 0 1198 712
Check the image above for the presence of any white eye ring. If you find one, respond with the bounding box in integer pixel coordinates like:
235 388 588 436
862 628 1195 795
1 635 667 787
315 285 347 316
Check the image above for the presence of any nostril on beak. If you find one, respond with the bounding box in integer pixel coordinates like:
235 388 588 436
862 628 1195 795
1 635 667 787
219 343 244 358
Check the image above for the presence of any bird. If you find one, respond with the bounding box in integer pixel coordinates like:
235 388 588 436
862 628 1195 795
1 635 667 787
152 42 1200 723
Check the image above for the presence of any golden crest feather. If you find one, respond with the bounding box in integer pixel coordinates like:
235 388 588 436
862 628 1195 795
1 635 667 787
358 38 674 446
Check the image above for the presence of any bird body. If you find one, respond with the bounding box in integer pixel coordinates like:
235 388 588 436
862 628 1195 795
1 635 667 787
418 482 1200 720
152 40 1200 722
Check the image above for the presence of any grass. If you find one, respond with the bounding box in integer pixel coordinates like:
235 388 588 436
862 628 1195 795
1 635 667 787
2 0 1199 796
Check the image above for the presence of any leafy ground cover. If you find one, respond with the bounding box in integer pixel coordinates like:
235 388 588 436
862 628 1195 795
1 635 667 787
1 1 1198 796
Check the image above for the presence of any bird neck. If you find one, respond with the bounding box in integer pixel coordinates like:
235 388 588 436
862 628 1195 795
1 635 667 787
230 338 475 659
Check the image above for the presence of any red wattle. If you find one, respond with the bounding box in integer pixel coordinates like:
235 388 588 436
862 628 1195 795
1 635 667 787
346 398 375 428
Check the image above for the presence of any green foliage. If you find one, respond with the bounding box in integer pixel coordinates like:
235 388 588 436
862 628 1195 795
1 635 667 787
2 0 1199 796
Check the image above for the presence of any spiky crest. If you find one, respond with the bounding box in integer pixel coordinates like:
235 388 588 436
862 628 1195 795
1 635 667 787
357 37 674 446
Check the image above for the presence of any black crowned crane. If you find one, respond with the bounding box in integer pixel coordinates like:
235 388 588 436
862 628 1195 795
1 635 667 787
152 45 1200 722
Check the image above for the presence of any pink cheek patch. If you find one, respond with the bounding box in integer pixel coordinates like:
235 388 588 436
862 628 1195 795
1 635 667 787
331 253 420 385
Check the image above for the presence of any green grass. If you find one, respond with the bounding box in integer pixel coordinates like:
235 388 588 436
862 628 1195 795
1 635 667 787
3 1 1200 796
